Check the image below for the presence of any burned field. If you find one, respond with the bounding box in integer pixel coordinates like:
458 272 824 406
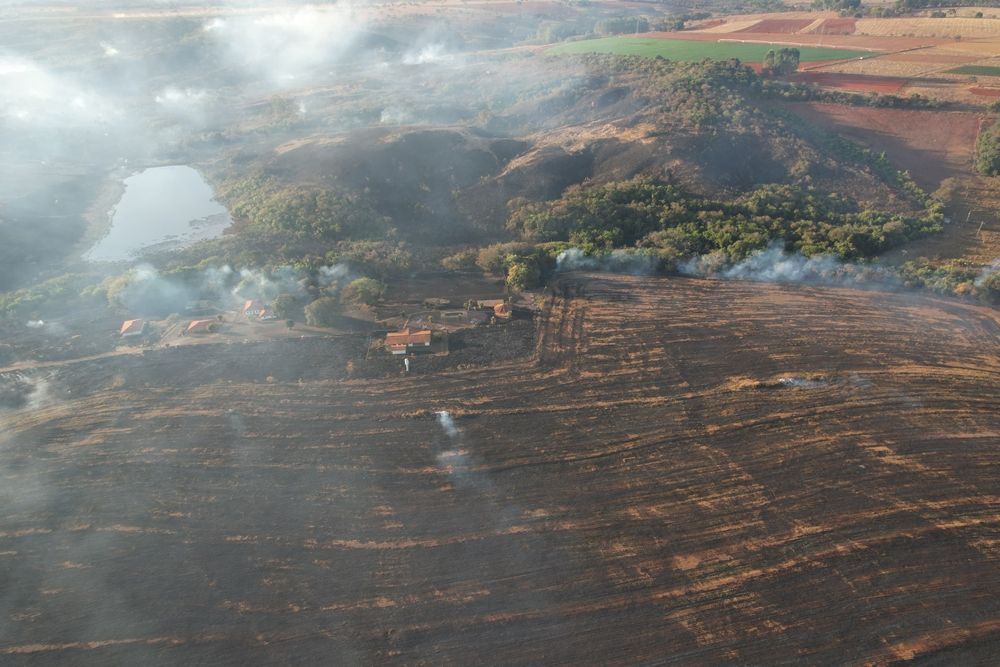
1 275 999 664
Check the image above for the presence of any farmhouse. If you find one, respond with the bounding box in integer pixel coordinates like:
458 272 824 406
119 319 146 338
186 319 220 335
242 300 267 318
385 328 432 355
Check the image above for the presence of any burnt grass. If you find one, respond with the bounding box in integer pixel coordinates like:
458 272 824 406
0 275 998 665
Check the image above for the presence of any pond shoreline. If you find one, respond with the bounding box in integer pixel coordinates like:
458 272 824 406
76 165 131 262
82 164 233 264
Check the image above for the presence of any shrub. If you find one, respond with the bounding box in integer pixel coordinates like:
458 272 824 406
340 277 386 306
304 297 341 327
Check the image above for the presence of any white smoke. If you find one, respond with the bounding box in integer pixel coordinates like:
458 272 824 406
201 6 368 86
0 54 119 127
154 87 208 108
680 242 898 287
777 376 828 389
435 411 460 439
100 42 120 57
556 248 659 275
153 87 216 126
0 372 53 412
402 43 453 66
975 259 1000 287
379 106 417 126
231 266 308 301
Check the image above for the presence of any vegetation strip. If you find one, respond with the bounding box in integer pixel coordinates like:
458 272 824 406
548 37 870 63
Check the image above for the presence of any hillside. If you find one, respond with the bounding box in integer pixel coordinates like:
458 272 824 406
218 56 928 248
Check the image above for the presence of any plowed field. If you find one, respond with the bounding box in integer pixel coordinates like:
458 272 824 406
1 275 998 665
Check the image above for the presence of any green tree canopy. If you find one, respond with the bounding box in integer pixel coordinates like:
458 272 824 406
976 121 1000 176
304 297 341 327
340 277 386 306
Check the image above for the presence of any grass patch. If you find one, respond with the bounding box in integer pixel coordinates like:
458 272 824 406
548 37 869 64
946 65 1000 77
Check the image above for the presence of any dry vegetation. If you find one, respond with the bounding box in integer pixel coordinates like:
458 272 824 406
0 275 997 665
857 17 1000 38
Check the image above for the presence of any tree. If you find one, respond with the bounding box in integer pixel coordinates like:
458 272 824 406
762 48 800 76
440 249 478 271
340 277 385 306
506 261 541 292
304 297 341 327
976 121 1000 176
272 294 298 319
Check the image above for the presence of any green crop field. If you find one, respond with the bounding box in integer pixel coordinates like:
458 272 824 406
548 37 870 64
946 64 1000 77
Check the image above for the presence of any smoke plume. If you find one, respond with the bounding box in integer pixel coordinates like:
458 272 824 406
556 248 659 275
435 410 460 439
680 242 899 287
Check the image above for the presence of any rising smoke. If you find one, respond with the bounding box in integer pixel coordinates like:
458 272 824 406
975 259 1000 287
202 5 369 86
556 248 660 275
435 410 461 439
679 242 900 288
111 262 353 316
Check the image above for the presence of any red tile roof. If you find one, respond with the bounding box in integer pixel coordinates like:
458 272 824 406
243 299 265 315
385 328 432 349
120 319 145 335
187 319 218 333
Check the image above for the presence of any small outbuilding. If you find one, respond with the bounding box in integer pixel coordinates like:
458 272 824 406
493 302 512 319
119 319 146 338
186 319 220 335
385 328 432 355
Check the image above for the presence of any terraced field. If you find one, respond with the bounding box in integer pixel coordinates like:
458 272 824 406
1 275 998 665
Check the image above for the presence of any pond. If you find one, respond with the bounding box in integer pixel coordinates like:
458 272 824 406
85 165 232 262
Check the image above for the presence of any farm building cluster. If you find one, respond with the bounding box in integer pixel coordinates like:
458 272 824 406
381 298 518 356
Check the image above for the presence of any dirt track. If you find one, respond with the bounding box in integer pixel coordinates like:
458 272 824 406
0 275 998 665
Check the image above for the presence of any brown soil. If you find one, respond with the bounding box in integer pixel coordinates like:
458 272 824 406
736 19 815 34
971 87 1000 97
792 71 909 93
0 275 997 665
810 18 858 35
784 102 987 191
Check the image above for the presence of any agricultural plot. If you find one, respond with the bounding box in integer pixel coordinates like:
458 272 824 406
857 17 1000 38
0 275 998 665
948 64 1000 77
785 102 985 189
548 37 869 63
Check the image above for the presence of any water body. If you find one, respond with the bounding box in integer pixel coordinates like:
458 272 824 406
86 165 232 262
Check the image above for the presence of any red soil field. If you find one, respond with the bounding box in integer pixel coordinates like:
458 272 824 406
737 19 815 33
810 17 857 34
792 71 908 93
971 87 1000 97
786 102 986 189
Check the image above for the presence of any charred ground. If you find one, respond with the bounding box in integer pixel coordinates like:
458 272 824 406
1 274 997 665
